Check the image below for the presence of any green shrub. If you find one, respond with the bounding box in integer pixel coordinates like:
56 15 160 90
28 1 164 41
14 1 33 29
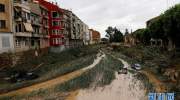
56 55 123 92
0 45 99 93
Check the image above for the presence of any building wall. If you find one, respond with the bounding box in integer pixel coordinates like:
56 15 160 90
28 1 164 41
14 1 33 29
62 9 89 48
61 9 71 48
0 0 13 33
0 0 14 54
40 38 49 48
89 29 101 44
36 0 64 47
0 33 14 53
83 24 90 45
14 37 31 52
124 33 140 47
30 2 40 49
13 0 34 52
39 5 50 48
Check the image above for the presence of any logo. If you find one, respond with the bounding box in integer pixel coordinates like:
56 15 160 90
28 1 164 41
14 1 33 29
148 93 175 100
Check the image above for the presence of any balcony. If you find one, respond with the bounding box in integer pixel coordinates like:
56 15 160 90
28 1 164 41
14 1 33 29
21 18 31 23
31 20 41 26
14 2 30 10
15 32 32 37
32 33 41 38
14 17 22 22
44 25 49 29
43 15 49 19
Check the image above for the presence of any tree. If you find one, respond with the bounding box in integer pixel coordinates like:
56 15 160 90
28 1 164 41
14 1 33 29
148 16 165 40
114 27 123 42
147 4 180 48
142 29 151 45
105 26 123 43
105 26 114 42
133 28 151 45
163 4 180 47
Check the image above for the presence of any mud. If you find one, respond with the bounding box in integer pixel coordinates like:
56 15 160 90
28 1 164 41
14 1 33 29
76 58 147 100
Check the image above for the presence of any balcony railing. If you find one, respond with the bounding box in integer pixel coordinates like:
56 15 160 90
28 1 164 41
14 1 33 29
31 20 41 26
14 1 30 10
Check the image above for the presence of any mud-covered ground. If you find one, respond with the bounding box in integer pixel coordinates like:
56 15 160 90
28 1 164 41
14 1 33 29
76 59 146 100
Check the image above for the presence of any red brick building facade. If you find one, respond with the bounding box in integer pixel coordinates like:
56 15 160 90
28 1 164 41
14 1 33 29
89 29 101 44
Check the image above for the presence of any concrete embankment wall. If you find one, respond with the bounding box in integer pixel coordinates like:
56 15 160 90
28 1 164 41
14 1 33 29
0 48 49 68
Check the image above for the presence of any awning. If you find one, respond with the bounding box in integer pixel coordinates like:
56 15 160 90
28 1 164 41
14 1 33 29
14 7 20 12
23 23 34 32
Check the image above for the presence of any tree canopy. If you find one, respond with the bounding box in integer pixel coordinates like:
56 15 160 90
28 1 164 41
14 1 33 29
133 28 151 45
134 4 180 47
105 26 123 43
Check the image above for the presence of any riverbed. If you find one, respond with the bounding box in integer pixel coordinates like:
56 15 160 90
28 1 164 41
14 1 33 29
75 58 147 100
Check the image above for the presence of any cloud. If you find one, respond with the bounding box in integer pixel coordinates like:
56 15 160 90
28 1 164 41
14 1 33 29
49 0 180 37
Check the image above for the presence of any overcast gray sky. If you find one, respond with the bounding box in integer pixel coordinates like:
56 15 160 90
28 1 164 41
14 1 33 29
48 0 180 37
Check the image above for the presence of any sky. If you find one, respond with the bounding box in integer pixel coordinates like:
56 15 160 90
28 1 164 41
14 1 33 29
48 0 180 37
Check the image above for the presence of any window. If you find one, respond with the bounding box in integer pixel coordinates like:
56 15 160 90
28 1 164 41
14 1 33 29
27 13 30 20
0 20 6 28
22 12 30 21
56 38 58 44
53 38 56 44
2 36 10 48
52 30 61 35
52 30 55 34
15 23 22 32
52 12 59 18
52 21 59 26
0 4 5 12
59 38 62 43
22 0 28 4
46 29 49 35
25 39 29 46
16 39 20 47
31 40 35 46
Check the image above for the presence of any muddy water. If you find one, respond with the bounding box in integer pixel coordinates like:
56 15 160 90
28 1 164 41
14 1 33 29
75 58 147 100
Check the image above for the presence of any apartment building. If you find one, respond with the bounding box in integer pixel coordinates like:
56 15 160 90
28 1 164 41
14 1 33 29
13 0 33 52
0 0 14 53
89 29 101 44
36 0 65 52
72 15 90 46
62 9 90 48
61 9 71 48
29 2 41 49
39 3 50 48
29 1 49 49
0 0 90 54
83 24 90 45
70 13 82 47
